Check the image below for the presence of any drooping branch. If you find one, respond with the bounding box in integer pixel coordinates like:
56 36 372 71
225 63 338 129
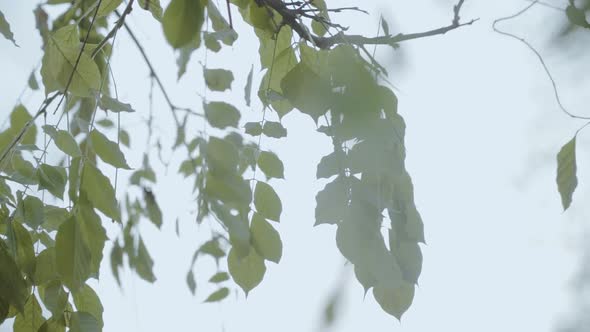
258 0 478 49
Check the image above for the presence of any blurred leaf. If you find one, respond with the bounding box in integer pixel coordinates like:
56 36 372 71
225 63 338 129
204 287 229 302
251 213 282 263
254 181 282 221
204 102 240 129
209 272 229 283
228 247 266 295
163 0 205 48
556 136 577 210
262 121 287 138
69 311 100 332
97 0 123 17
245 65 253 106
99 95 135 113
13 295 45 332
186 270 196 295
28 71 39 90
6 220 35 278
204 68 234 91
73 284 103 328
143 189 163 228
257 151 284 179
0 10 17 46
138 0 163 20
90 129 131 169
37 164 67 199
244 122 262 136
0 244 28 312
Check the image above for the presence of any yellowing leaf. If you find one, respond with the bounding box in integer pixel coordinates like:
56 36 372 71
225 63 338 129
163 0 205 49
254 181 282 221
251 213 282 263
257 151 284 179
228 247 266 295
204 68 234 91
90 129 131 169
556 136 577 210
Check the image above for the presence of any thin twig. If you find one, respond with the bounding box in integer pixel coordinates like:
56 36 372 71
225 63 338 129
493 1 590 120
91 0 135 59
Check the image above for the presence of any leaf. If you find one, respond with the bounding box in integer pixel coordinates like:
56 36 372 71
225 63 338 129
110 242 123 286
206 137 240 174
7 219 36 278
207 1 231 31
280 61 332 121
138 0 163 20
28 70 39 90
317 151 341 179
73 284 103 328
315 176 356 225
254 181 282 222
76 199 108 277
556 136 577 210
143 189 163 228
372 283 415 320
209 272 229 283
39 280 68 316
566 5 590 28
244 122 262 136
251 213 282 263
204 287 230 302
99 95 135 113
392 239 422 284
43 205 69 232
204 68 234 91
43 125 81 157
34 248 59 285
199 239 226 261
81 162 120 221
22 195 44 229
228 247 266 295
204 101 241 129
37 164 67 199
0 10 17 46
257 151 284 179
11 154 37 185
97 0 123 17
162 0 205 49
41 25 101 97
69 311 100 332
186 270 196 295
0 244 28 312
13 296 45 332
132 237 156 283
90 129 131 169
245 65 253 106
55 216 92 291
262 121 287 138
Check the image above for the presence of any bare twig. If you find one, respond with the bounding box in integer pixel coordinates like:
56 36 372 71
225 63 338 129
91 0 135 59
493 1 590 120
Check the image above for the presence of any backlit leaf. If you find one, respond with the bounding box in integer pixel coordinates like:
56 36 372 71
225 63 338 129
163 0 205 48
90 129 131 169
97 0 123 17
7 219 36 278
37 164 67 199
556 136 577 210
13 295 45 332
204 68 234 91
254 181 282 221
372 283 415 320
99 95 135 113
81 162 120 221
204 287 229 302
55 216 92 291
69 311 100 332
257 151 284 179
262 121 287 138
228 247 266 295
251 213 282 263
73 284 103 328
204 101 240 129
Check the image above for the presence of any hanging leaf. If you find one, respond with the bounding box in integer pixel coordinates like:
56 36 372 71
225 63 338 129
69 311 100 332
81 162 120 221
204 287 229 302
556 136 577 210
372 283 415 320
257 151 284 179
204 101 240 129
37 164 67 199
73 284 103 328
55 216 92 291
90 129 131 169
132 237 156 283
143 188 163 228
262 121 287 138
162 0 205 48
28 70 39 90
228 247 266 295
204 68 234 91
0 10 17 46
0 244 28 312
6 220 35 278
186 270 196 295
315 176 355 225
138 0 163 20
39 280 68 316
110 242 123 286
244 122 263 136
34 248 59 285
76 199 108 277
21 195 44 229
209 272 229 283
254 181 282 221
280 61 332 121
99 95 135 113
316 152 341 179
13 295 45 332
245 65 253 106
251 213 282 263
97 0 123 17
42 125 81 157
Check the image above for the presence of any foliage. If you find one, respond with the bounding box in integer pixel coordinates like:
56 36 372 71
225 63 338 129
0 0 481 330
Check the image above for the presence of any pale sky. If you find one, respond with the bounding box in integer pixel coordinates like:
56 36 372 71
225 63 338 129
1 1 589 331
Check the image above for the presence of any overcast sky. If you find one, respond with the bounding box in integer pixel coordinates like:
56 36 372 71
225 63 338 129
2 1 590 331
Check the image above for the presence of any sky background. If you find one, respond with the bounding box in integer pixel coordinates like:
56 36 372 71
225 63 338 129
1 0 590 331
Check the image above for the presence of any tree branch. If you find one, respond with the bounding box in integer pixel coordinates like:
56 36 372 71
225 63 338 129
91 0 135 59
259 0 478 49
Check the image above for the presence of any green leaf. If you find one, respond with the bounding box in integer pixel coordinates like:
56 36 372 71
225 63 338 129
315 176 354 225
204 287 229 302
0 244 28 312
28 70 39 90
251 213 282 263
209 272 229 283
0 10 17 46
9 105 37 146
163 0 205 48
317 151 341 179
43 125 81 157
254 181 282 222
55 216 92 291
73 284 103 328
257 151 284 179
77 199 108 277
90 129 131 169
199 239 226 261
372 283 415 320
186 270 196 295
39 280 68 316
207 1 231 31
204 102 241 129
6 220 35 278
244 122 263 136
245 65 253 106
10 154 37 185
204 68 234 91
392 239 422 284
37 164 67 199
262 121 287 138
13 295 45 332
22 195 44 229
138 0 163 20
228 247 266 295
206 137 240 174
43 205 69 232
69 311 100 332
41 25 101 97
110 242 123 286
34 248 59 285
97 0 123 17
280 61 332 121
99 95 135 113
556 136 577 210
143 189 163 228
81 162 120 221
566 5 590 28
132 237 156 283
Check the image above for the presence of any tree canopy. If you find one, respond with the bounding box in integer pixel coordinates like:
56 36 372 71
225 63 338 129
0 0 588 331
